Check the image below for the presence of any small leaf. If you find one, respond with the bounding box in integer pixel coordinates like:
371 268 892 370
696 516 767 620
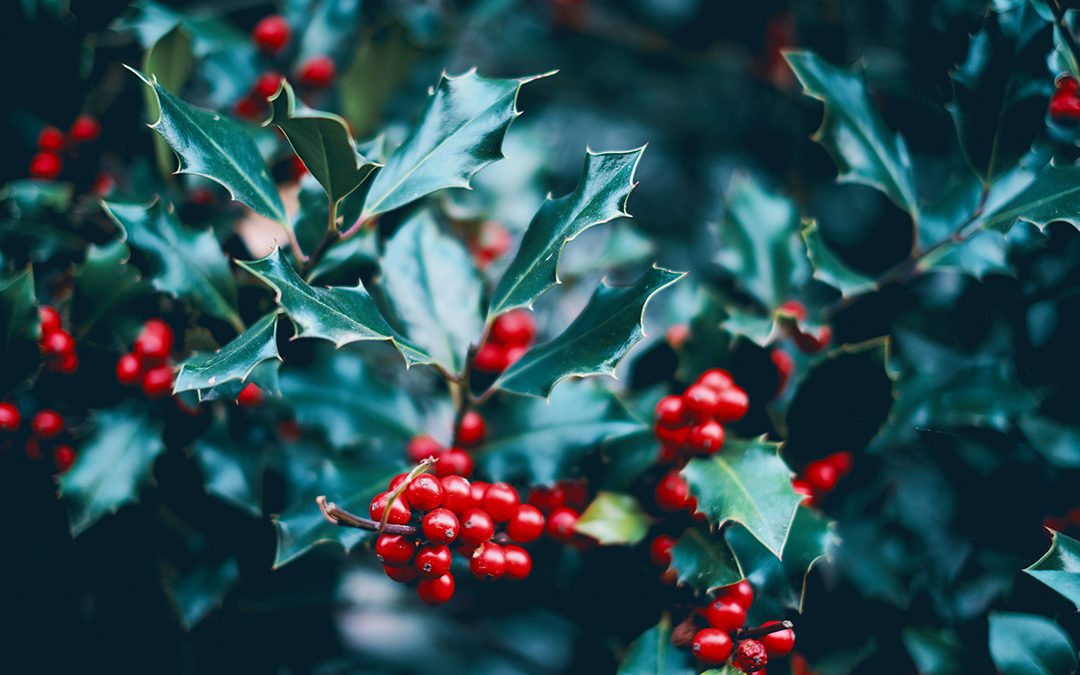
0 268 41 389
785 50 919 218
129 67 286 223
361 70 551 220
174 312 281 400
618 615 697 675
165 557 239 630
191 419 263 517
574 492 652 545
801 219 877 297
988 611 1077 675
981 165 1080 233
682 438 803 557
237 248 431 366
495 266 685 398
490 147 645 314
59 402 166 536
1024 530 1080 611
102 200 242 329
267 79 378 204
903 627 967 675
70 239 147 340
669 527 742 593
1019 413 1080 468
380 211 484 372
143 24 194 182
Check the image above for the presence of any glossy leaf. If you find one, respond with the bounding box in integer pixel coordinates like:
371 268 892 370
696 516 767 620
191 419 263 517
70 239 147 340
574 492 652 545
129 67 286 223
0 268 40 389
490 147 645 314
59 402 165 536
988 611 1077 675
165 557 239 630
981 165 1080 233
381 211 484 371
668 527 742 593
495 266 685 398
237 248 431 366
1024 530 1080 611
143 24 194 182
174 312 281 400
785 50 919 218
801 219 877 297
682 438 803 557
617 615 697 675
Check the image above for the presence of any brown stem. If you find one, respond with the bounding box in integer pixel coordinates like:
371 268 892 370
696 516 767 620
316 496 419 536
736 620 794 641
1052 0 1080 69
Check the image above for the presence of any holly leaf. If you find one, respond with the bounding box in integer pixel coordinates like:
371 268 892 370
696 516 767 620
380 211 484 372
682 438 803 557
903 627 966 675
668 526 742 593
128 67 286 223
476 381 645 485
988 612 1077 675
360 70 551 221
981 165 1080 233
164 556 239 630
489 147 645 315
574 492 652 545
191 419 263 517
267 79 378 204
785 50 919 218
236 248 431 366
1024 530 1080 611
143 24 194 182
59 402 166 536
174 312 281 400
102 200 242 330
70 239 147 340
495 266 685 398
0 268 41 390
801 219 877 297
617 615 697 675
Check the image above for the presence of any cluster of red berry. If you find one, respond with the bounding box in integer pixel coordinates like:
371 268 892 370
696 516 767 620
1051 75 1080 121
405 410 488 478
526 479 592 545
115 319 175 399
791 451 853 507
475 310 536 373
466 221 511 269
249 14 335 95
38 306 78 375
680 579 795 672
29 115 101 181
0 404 76 473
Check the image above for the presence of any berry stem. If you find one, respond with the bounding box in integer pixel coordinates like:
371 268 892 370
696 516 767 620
316 496 419 536
735 620 794 641
449 343 480 447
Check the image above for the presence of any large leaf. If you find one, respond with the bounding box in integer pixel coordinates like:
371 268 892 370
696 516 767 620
143 24 194 182
981 165 1080 233
380 211 484 372
0 268 40 389
617 615 697 675
174 312 281 400
70 239 147 340
681 438 803 557
1025 530 1080 611
987 612 1077 675
360 70 550 220
668 526 742 593
476 381 645 485
574 492 652 545
489 147 645 314
801 219 877 297
59 402 166 536
267 80 378 204
102 200 242 330
495 266 684 398
236 248 431 366
785 50 919 218
191 419 263 517
129 67 286 223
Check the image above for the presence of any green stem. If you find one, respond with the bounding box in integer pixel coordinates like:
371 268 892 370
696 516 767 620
301 198 340 280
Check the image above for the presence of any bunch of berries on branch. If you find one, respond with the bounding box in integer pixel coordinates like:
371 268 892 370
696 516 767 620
0 403 76 473
115 319 175 399
475 310 536 373
405 409 488 477
791 451 853 507
38 306 78 374
29 115 100 181
654 368 749 463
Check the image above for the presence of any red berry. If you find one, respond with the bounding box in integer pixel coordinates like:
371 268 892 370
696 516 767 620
506 504 545 543
666 323 690 349
474 342 508 372
237 382 263 407
415 544 452 578
654 395 688 429
491 310 536 345
759 622 795 657
53 444 76 473
683 384 720 420
141 365 174 399
697 368 734 392
714 386 749 423
546 507 579 542
407 435 444 463
25 438 41 461
688 419 725 454
826 451 854 477
434 448 473 478
779 300 807 322
38 126 64 151
422 508 459 544
39 306 62 334
416 573 455 605
440 475 473 515
254 72 282 99
29 152 62 180
706 597 747 632
69 115 100 142
804 460 838 493
32 410 63 438
654 469 692 512
0 403 20 432
692 628 734 666
298 56 335 88
40 329 75 358
560 480 589 510
791 479 814 505
234 94 262 120
457 410 486 447
481 482 520 522
794 325 831 353
503 544 532 580
723 579 755 609
460 507 495 547
93 173 115 197
528 485 566 513
655 424 690 452
54 351 78 374
135 319 173 363
470 542 507 582
405 474 444 511
649 534 675 567
505 345 527 365
115 353 142 385
389 473 409 491
375 534 416 566
369 492 412 525
771 349 794 396
469 480 490 505
252 15 291 54
734 638 768 672
384 564 419 583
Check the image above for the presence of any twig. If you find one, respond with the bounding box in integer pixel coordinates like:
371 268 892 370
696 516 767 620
735 620 794 641
316 496 418 536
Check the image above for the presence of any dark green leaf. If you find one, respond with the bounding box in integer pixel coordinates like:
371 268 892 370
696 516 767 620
801 219 877 297
574 492 652 545
781 506 835 611
70 239 147 341
988 612 1077 675
165 557 239 630
892 363 1037 433
1024 530 1080 611
191 419 263 517
902 627 966 675
617 615 697 675
381 211 484 371
0 268 41 389
981 165 1080 233
495 266 684 398
1019 413 1080 468
490 147 645 314
682 438 803 557
143 24 194 182
59 402 165 536
0 179 73 217
174 312 281 400
669 527 742 593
